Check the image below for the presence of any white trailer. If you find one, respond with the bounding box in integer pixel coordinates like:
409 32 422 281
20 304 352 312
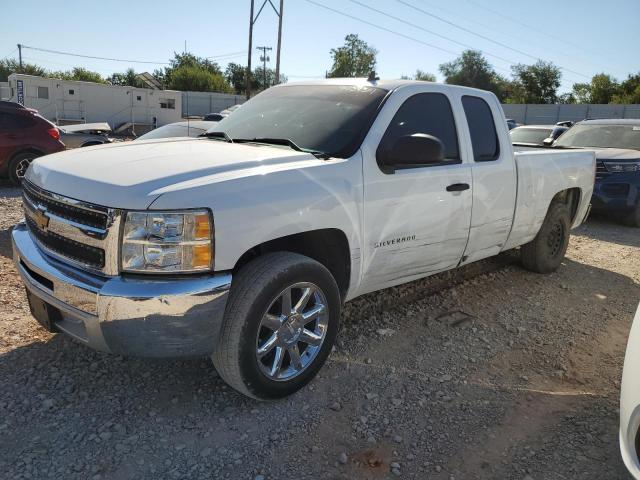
6 74 182 133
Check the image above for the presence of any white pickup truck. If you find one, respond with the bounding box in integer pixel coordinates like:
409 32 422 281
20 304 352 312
13 79 595 399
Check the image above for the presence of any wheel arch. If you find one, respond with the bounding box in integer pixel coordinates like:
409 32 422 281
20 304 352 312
232 228 352 301
549 187 582 225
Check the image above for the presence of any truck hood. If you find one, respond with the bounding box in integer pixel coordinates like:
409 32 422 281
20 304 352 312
26 137 318 209
591 148 640 161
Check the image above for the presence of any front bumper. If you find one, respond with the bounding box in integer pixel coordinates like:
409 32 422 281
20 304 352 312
12 222 232 357
592 172 640 214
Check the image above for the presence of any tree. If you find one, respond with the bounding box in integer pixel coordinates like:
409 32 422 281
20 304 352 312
612 73 640 104
225 63 248 94
157 52 232 93
327 34 377 78
570 82 591 103
252 66 287 92
109 68 145 88
48 67 106 84
509 60 561 104
439 50 506 100
401 69 436 82
0 59 46 82
589 73 619 104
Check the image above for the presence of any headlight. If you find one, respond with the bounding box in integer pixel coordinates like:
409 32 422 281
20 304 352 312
121 210 213 273
603 161 640 173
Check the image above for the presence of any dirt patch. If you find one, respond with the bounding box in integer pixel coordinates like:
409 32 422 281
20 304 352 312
0 185 638 480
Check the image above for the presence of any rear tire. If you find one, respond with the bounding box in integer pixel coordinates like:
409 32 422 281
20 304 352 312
212 252 341 400
9 152 39 185
521 202 571 273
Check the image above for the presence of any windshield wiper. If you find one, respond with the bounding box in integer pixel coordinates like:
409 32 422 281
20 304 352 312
204 131 233 142
232 137 331 159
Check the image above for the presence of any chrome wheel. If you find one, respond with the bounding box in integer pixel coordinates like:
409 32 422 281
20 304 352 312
15 157 34 179
256 282 329 381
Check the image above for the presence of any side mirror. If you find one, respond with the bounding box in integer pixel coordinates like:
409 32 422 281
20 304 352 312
378 133 445 173
542 137 554 147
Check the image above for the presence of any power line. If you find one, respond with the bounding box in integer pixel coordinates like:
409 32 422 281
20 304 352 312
21 45 171 65
464 0 616 72
206 50 248 60
2 48 17 59
396 0 591 80
303 0 460 57
347 0 519 67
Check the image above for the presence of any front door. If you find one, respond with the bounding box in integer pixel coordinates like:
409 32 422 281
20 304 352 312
359 87 473 294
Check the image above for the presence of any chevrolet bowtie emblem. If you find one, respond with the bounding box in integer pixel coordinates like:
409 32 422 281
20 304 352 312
34 207 49 231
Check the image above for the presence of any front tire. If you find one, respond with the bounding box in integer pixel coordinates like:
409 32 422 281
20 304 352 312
521 202 571 273
212 252 341 400
9 152 39 185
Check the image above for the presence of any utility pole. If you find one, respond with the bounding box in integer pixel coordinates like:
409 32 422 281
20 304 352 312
17 43 23 69
275 0 284 85
256 46 272 90
246 0 284 99
246 0 255 99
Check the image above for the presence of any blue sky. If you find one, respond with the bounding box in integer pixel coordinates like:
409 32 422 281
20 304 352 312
2 0 638 93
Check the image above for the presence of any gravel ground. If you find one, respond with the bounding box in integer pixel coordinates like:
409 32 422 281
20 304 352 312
0 182 638 480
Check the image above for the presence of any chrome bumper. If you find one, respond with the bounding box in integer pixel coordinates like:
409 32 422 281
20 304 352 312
12 222 232 357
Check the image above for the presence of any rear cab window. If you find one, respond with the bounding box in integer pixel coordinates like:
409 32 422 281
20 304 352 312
462 96 500 162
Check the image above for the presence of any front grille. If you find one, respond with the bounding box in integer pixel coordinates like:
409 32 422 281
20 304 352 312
22 181 117 273
23 181 108 229
25 215 105 268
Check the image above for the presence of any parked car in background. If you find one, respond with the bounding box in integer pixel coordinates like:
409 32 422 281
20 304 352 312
219 104 242 117
59 123 113 149
620 302 640 479
13 79 595 400
0 101 65 185
552 119 640 227
510 124 570 148
136 121 218 141
506 118 518 130
202 113 224 122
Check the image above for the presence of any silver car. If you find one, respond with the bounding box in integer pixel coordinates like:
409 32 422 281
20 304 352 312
59 122 113 149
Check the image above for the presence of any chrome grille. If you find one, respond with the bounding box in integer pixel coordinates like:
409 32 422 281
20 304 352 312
22 181 121 275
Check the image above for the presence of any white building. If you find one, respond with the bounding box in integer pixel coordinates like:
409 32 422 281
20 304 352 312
5 74 182 133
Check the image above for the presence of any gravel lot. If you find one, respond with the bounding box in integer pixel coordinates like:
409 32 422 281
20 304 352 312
0 181 638 480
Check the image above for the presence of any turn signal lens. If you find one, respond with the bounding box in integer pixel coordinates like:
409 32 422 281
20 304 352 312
190 244 212 269
194 213 211 240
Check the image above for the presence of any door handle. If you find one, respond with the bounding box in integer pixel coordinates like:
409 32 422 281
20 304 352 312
446 183 470 192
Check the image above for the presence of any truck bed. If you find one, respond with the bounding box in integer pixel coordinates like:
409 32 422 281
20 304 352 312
504 148 596 251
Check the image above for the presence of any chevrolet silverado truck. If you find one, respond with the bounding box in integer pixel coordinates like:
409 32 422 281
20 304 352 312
12 79 596 400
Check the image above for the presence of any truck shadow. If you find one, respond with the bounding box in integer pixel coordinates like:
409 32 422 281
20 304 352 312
575 215 640 248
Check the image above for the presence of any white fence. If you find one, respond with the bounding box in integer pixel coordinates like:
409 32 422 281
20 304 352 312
502 104 640 125
182 91 245 117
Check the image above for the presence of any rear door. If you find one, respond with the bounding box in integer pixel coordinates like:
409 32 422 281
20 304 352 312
359 85 473 294
459 94 517 265
0 111 35 164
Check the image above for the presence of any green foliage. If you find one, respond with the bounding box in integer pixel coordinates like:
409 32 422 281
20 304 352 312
401 69 436 82
509 61 562 104
109 68 146 88
47 67 106 84
0 59 46 82
439 50 507 100
613 73 640 104
157 52 233 93
327 34 377 78
225 62 248 94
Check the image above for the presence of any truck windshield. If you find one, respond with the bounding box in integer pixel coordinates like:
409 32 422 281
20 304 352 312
554 124 640 150
510 127 552 144
206 85 388 158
